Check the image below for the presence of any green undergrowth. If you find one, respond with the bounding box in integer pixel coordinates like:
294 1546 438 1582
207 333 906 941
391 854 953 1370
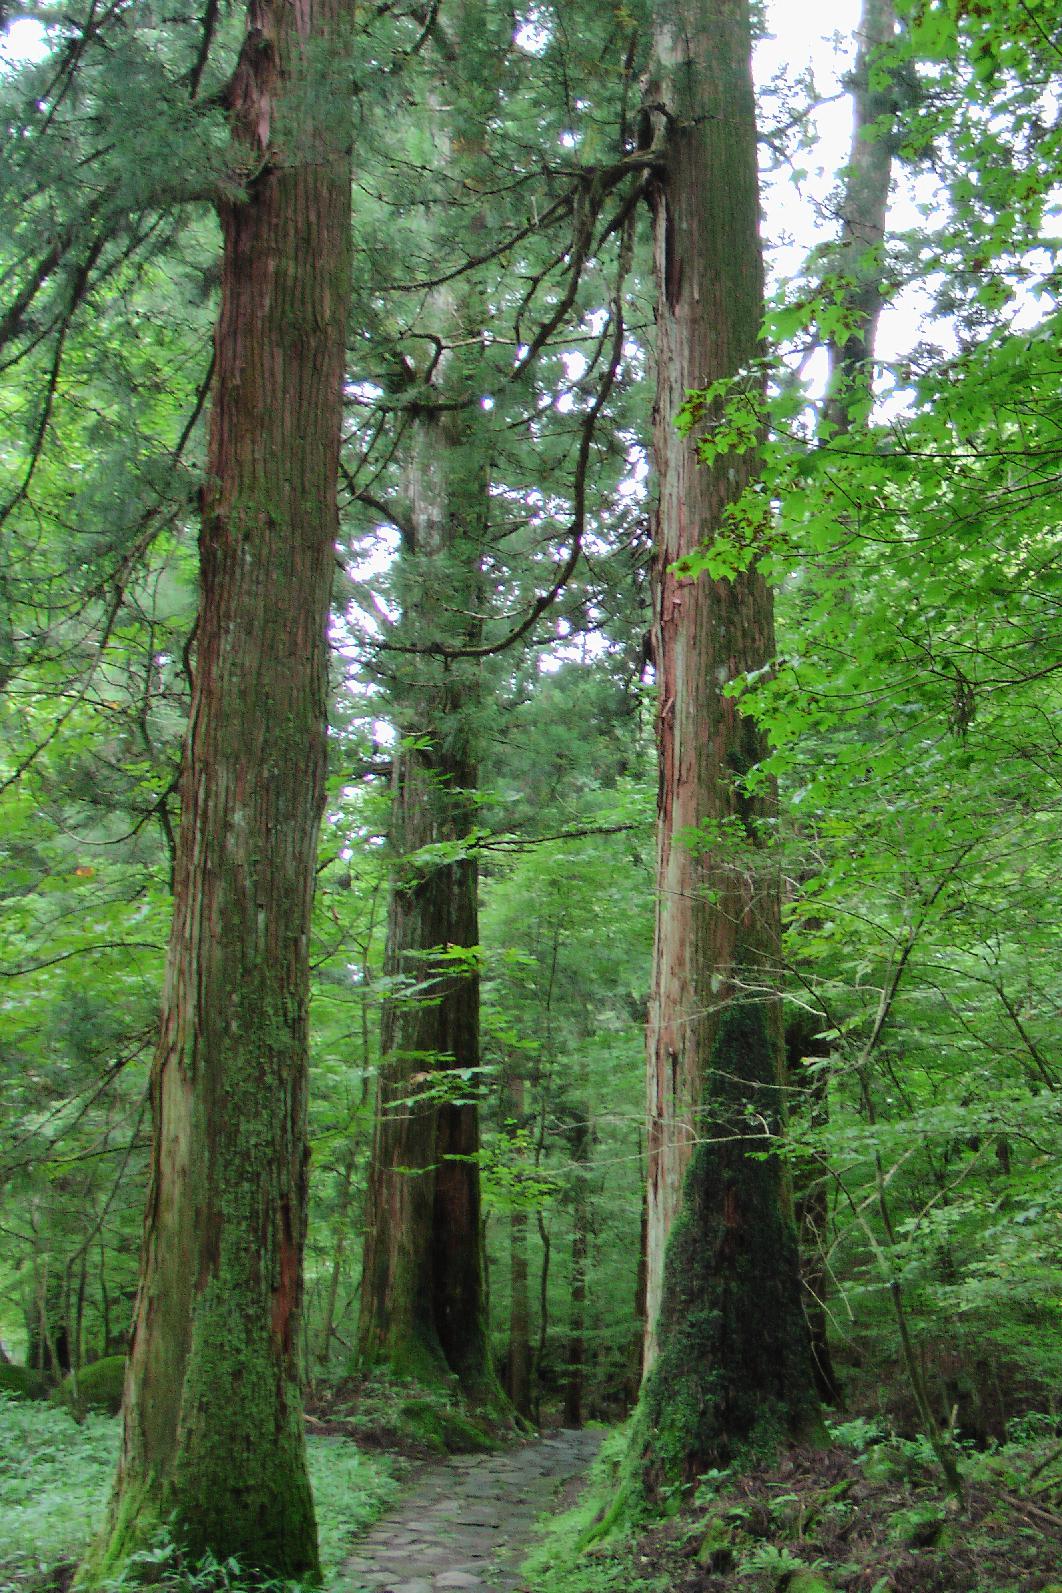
0 1394 118 1589
0 1395 401 1593
521 1414 1062 1593
0 1365 48 1401
519 1426 664 1593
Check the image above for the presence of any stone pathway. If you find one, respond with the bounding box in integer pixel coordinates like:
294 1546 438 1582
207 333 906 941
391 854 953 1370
339 1428 602 1593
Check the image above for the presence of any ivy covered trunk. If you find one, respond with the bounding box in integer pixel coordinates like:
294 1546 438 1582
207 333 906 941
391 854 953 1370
633 0 820 1495
355 39 501 1403
83 0 353 1578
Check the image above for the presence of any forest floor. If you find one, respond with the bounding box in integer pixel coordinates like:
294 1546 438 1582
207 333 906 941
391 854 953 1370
524 1421 1062 1593
337 1428 601 1592
3 1388 1062 1593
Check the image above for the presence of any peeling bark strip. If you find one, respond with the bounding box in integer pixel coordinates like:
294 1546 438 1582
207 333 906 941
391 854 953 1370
635 0 819 1483
85 1 354 1580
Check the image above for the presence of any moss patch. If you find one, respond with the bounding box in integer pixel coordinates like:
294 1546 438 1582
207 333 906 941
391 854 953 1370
399 1397 498 1454
53 1357 126 1418
0 1364 48 1401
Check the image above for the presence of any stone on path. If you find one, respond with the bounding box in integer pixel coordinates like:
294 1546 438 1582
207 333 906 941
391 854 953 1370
339 1428 601 1593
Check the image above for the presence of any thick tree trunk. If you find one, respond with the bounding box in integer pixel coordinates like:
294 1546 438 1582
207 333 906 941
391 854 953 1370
633 0 820 1492
83 1 352 1578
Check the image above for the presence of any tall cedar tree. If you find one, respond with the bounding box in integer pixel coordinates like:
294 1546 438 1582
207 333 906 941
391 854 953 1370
83 0 353 1576
633 0 820 1494
355 14 504 1407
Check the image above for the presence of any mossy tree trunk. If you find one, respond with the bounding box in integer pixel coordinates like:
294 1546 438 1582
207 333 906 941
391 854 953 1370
355 15 504 1412
83 0 353 1578
633 0 820 1496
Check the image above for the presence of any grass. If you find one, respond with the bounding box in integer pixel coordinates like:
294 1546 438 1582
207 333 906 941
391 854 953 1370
0 1394 402 1591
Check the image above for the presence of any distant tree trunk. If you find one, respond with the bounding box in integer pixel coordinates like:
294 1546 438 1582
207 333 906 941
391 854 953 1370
508 1210 532 1415
632 0 820 1495
354 385 499 1401
319 1147 357 1368
563 1113 590 1428
824 0 898 436
533 1210 552 1425
83 0 353 1578
630 1150 647 1405
786 1016 843 1405
506 1072 532 1419
355 18 505 1412
29 1260 70 1379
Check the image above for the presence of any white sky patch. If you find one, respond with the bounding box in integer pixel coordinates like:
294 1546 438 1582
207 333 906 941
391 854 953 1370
757 1 965 411
562 350 588 385
0 17 49 68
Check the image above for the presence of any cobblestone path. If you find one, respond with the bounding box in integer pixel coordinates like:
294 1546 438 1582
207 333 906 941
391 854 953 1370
339 1427 602 1593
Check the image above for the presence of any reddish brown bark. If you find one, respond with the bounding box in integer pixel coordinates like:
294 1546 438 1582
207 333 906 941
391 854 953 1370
642 0 780 1365
632 0 820 1486
85 0 353 1577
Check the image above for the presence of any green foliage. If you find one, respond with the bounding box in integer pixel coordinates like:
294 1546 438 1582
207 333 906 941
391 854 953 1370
520 1429 664 1593
478 731 654 1419
0 1396 398 1590
0 1394 119 1581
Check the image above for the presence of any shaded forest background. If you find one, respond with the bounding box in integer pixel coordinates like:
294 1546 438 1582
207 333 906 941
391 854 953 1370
0 0 1060 1584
